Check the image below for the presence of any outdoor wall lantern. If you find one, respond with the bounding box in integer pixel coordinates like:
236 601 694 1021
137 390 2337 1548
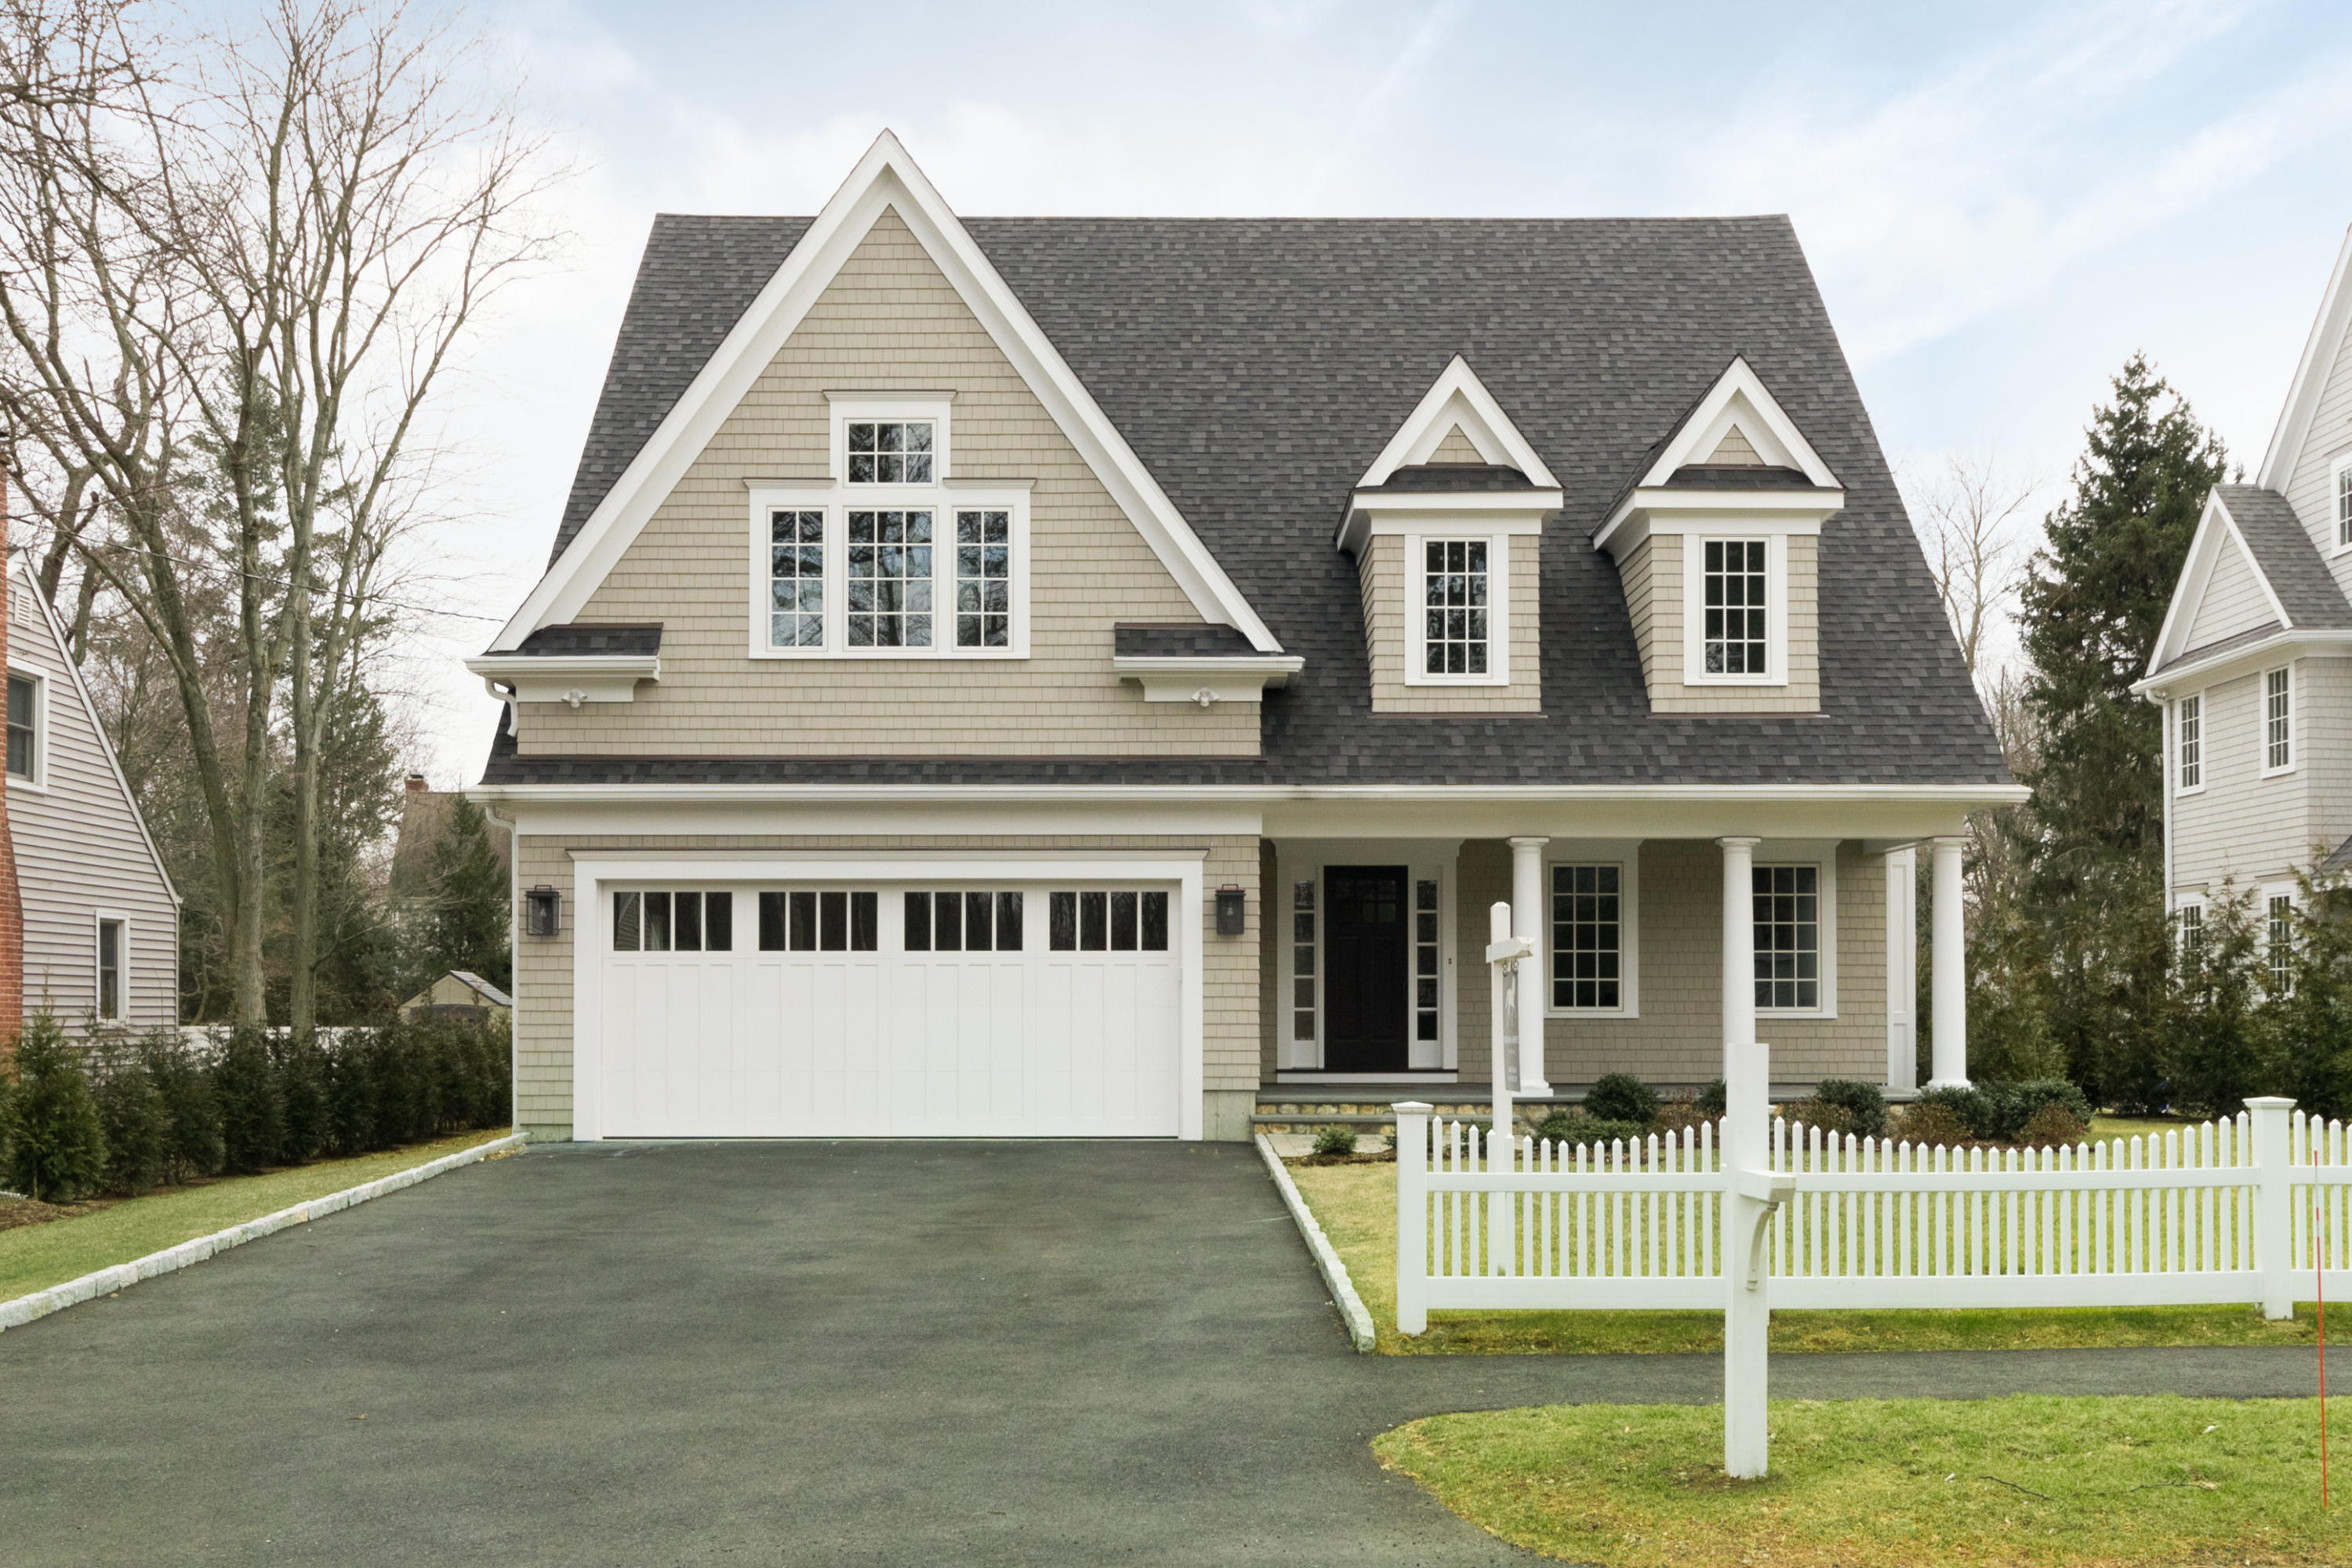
524 885 561 938
1214 884 1247 937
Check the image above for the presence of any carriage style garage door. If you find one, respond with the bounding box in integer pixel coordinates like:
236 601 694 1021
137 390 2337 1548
583 872 1191 1138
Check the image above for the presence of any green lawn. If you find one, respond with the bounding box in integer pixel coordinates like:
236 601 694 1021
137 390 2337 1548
1290 1160 2324 1356
0 1128 512 1302
1375 1394 2342 1566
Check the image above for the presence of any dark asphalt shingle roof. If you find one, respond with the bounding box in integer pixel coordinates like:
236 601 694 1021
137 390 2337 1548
1112 624 1263 658
503 214 2006 790
1366 463 1537 493
513 622 664 656
2217 485 2352 631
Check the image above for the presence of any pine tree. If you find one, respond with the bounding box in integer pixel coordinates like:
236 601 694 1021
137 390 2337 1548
2014 354 2228 1105
426 795 510 991
2 1014 107 1201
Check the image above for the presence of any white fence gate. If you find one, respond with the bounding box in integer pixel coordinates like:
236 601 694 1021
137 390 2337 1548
1395 1095 2352 1333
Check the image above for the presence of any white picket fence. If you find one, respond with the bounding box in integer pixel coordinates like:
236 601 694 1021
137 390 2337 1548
1394 1096 2352 1333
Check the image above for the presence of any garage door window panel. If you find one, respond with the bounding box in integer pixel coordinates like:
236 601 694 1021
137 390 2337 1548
1051 889 1170 952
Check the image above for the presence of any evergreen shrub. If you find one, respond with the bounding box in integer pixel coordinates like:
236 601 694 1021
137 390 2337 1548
1809 1079 1888 1138
214 1025 285 1174
144 1031 224 1185
1697 1078 1727 1117
1530 1109 1649 1152
92 1036 169 1195
1581 1073 1659 1127
2 1014 107 1201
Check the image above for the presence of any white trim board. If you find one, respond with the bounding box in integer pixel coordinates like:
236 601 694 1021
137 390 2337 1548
1357 355 1560 491
2260 223 2352 492
2145 490 2295 677
495 131 1279 655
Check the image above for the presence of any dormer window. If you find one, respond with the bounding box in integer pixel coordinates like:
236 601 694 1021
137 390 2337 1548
1703 539 1769 676
1422 539 1490 676
848 420 934 485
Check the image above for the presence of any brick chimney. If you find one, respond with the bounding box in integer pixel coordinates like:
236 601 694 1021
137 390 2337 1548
0 455 26 1059
406 771 429 793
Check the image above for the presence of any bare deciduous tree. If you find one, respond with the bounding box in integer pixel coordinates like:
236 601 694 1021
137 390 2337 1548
1905 448 2040 680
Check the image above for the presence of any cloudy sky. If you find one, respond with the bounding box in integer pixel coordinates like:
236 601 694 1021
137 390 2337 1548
394 0 2352 782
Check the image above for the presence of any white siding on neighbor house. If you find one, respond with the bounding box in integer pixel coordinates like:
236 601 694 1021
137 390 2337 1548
2171 663 2318 898
2283 307 2352 597
2183 534 2280 651
5 575 177 1031
2301 655 2352 863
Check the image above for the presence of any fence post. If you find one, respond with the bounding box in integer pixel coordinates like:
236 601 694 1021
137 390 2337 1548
1395 1102 1432 1336
2249 1095 2298 1320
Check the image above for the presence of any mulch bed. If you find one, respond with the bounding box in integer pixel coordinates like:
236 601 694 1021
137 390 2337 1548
0 1195 114 1233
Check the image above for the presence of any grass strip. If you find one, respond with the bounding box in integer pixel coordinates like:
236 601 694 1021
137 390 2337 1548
1374 1393 2343 1567
1291 1160 2325 1355
0 1128 512 1301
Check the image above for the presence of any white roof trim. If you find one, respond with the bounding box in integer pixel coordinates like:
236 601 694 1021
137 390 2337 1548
494 131 1280 655
2132 627 2352 698
5 554 180 905
1357 355 1559 490
473 779 2031 807
2259 223 2352 492
1637 356 1840 491
2146 490 2294 674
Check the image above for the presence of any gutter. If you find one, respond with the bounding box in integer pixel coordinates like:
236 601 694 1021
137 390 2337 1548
467 780 2030 808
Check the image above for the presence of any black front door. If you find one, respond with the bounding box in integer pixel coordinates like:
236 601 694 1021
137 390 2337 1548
1323 866 1408 1073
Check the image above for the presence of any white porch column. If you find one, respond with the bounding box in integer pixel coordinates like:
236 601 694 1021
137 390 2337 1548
1884 845 1917 1094
1508 836 1551 1096
1928 835 1969 1090
1718 837 1759 1082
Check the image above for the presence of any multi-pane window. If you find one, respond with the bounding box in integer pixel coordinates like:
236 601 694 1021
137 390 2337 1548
1752 865 1819 1010
754 890 878 952
903 891 1024 952
97 918 124 1019
1048 890 1171 952
2270 895 2296 993
2176 694 2201 790
1414 880 1441 1044
955 510 1011 648
1291 880 1316 1041
768 510 825 648
5 673 33 780
2337 461 2352 549
1422 539 1489 675
2265 667 2293 771
846 420 934 485
1704 539 1769 675
1552 865 1623 1010
613 891 735 953
845 510 934 648
2175 902 2205 967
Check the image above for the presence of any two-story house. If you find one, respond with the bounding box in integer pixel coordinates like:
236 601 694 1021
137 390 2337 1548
2139 225 2352 968
469 134 2016 1143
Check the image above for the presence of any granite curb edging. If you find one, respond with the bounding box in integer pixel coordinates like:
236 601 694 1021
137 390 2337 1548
1255 1132 1377 1353
0 1131 529 1334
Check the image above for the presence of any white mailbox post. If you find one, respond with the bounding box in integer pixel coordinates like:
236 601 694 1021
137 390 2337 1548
1485 901 1534 1274
1723 1033 1794 1479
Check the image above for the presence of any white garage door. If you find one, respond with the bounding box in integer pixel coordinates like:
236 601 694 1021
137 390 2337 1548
591 880 1185 1137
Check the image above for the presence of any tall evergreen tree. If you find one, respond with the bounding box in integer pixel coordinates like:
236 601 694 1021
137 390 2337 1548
2013 354 2228 1105
425 796 510 992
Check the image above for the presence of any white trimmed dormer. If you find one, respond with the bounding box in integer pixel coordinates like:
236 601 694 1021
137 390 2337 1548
1592 358 1844 714
1338 357 1563 713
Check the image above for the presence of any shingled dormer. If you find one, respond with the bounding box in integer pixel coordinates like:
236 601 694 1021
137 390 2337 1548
1338 357 1563 713
1592 358 1844 715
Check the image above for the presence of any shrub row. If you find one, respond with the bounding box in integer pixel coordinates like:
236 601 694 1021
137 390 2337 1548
1912 1079 2092 1144
1 1013 511 1203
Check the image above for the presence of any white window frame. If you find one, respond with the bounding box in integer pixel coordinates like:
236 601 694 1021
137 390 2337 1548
2261 664 2296 776
1682 531 1788 687
1273 842 1457 1078
830 395 953 488
2264 885 2298 994
94 909 129 1021
1544 842 1641 1018
2332 450 2352 554
1751 843 1838 1017
1403 532 1509 686
2175 898 2206 973
2174 691 2203 794
5 659 47 793
745 482 1031 661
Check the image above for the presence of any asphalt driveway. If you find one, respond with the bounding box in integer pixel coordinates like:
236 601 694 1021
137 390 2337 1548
0 1140 2325 1566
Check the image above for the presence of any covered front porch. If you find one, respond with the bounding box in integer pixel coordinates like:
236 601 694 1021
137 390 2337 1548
1254 812 1977 1128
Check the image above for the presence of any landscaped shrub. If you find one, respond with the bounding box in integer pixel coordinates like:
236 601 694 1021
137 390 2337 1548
1697 1078 1727 1117
2 1014 107 1201
91 1036 169 1196
273 1032 328 1165
1976 1079 2095 1142
321 1029 378 1156
143 1031 223 1184
1651 1099 1711 1138
1784 1098 1860 1140
214 1025 285 1174
362 1022 426 1148
1530 1109 1649 1152
1309 1123 1357 1159
1809 1079 1888 1138
1896 1102 1973 1149
1914 1084 1987 1138
1581 1073 1659 1128
2017 1102 2090 1149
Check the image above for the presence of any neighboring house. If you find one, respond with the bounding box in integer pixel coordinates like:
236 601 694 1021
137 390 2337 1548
3 552 180 1033
399 970 513 1026
468 134 2017 1144
389 771 513 920
2139 225 2352 967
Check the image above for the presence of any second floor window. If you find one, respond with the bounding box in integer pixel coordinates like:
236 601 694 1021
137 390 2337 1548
956 510 1011 648
2265 667 2293 771
769 510 824 648
846 510 933 648
2270 895 2296 993
2338 459 2352 549
2176 693 2201 789
1704 539 1769 675
5 673 33 780
847 420 934 484
1423 539 1489 675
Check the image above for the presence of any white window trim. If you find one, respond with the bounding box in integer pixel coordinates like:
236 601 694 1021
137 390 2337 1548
1544 842 1641 1018
2260 664 2296 777
1752 842 1838 1018
1273 842 1457 1074
2173 691 2204 795
5 659 48 793
829 394 953 487
1403 532 1509 687
2263 883 2299 989
93 909 130 1021
744 482 1032 661
2332 449 2352 555
1681 531 1788 688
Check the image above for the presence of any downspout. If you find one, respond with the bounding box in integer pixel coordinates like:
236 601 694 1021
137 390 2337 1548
482 800 521 1136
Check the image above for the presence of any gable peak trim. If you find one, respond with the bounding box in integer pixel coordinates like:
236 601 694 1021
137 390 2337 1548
1358 355 1559 491
493 130 1280 655
1639 356 1838 490
2147 489 2295 675
2259 223 2352 492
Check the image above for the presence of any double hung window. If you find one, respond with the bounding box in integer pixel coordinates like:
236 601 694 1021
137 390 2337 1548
6 673 34 781
98 918 124 1019
1704 539 1769 676
1551 865 1623 1011
956 510 1012 648
2270 895 2296 993
769 510 825 648
1752 865 1819 1011
2336 456 2352 550
2264 667 2294 772
1421 539 1489 676
2176 694 2201 790
2176 903 2205 982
